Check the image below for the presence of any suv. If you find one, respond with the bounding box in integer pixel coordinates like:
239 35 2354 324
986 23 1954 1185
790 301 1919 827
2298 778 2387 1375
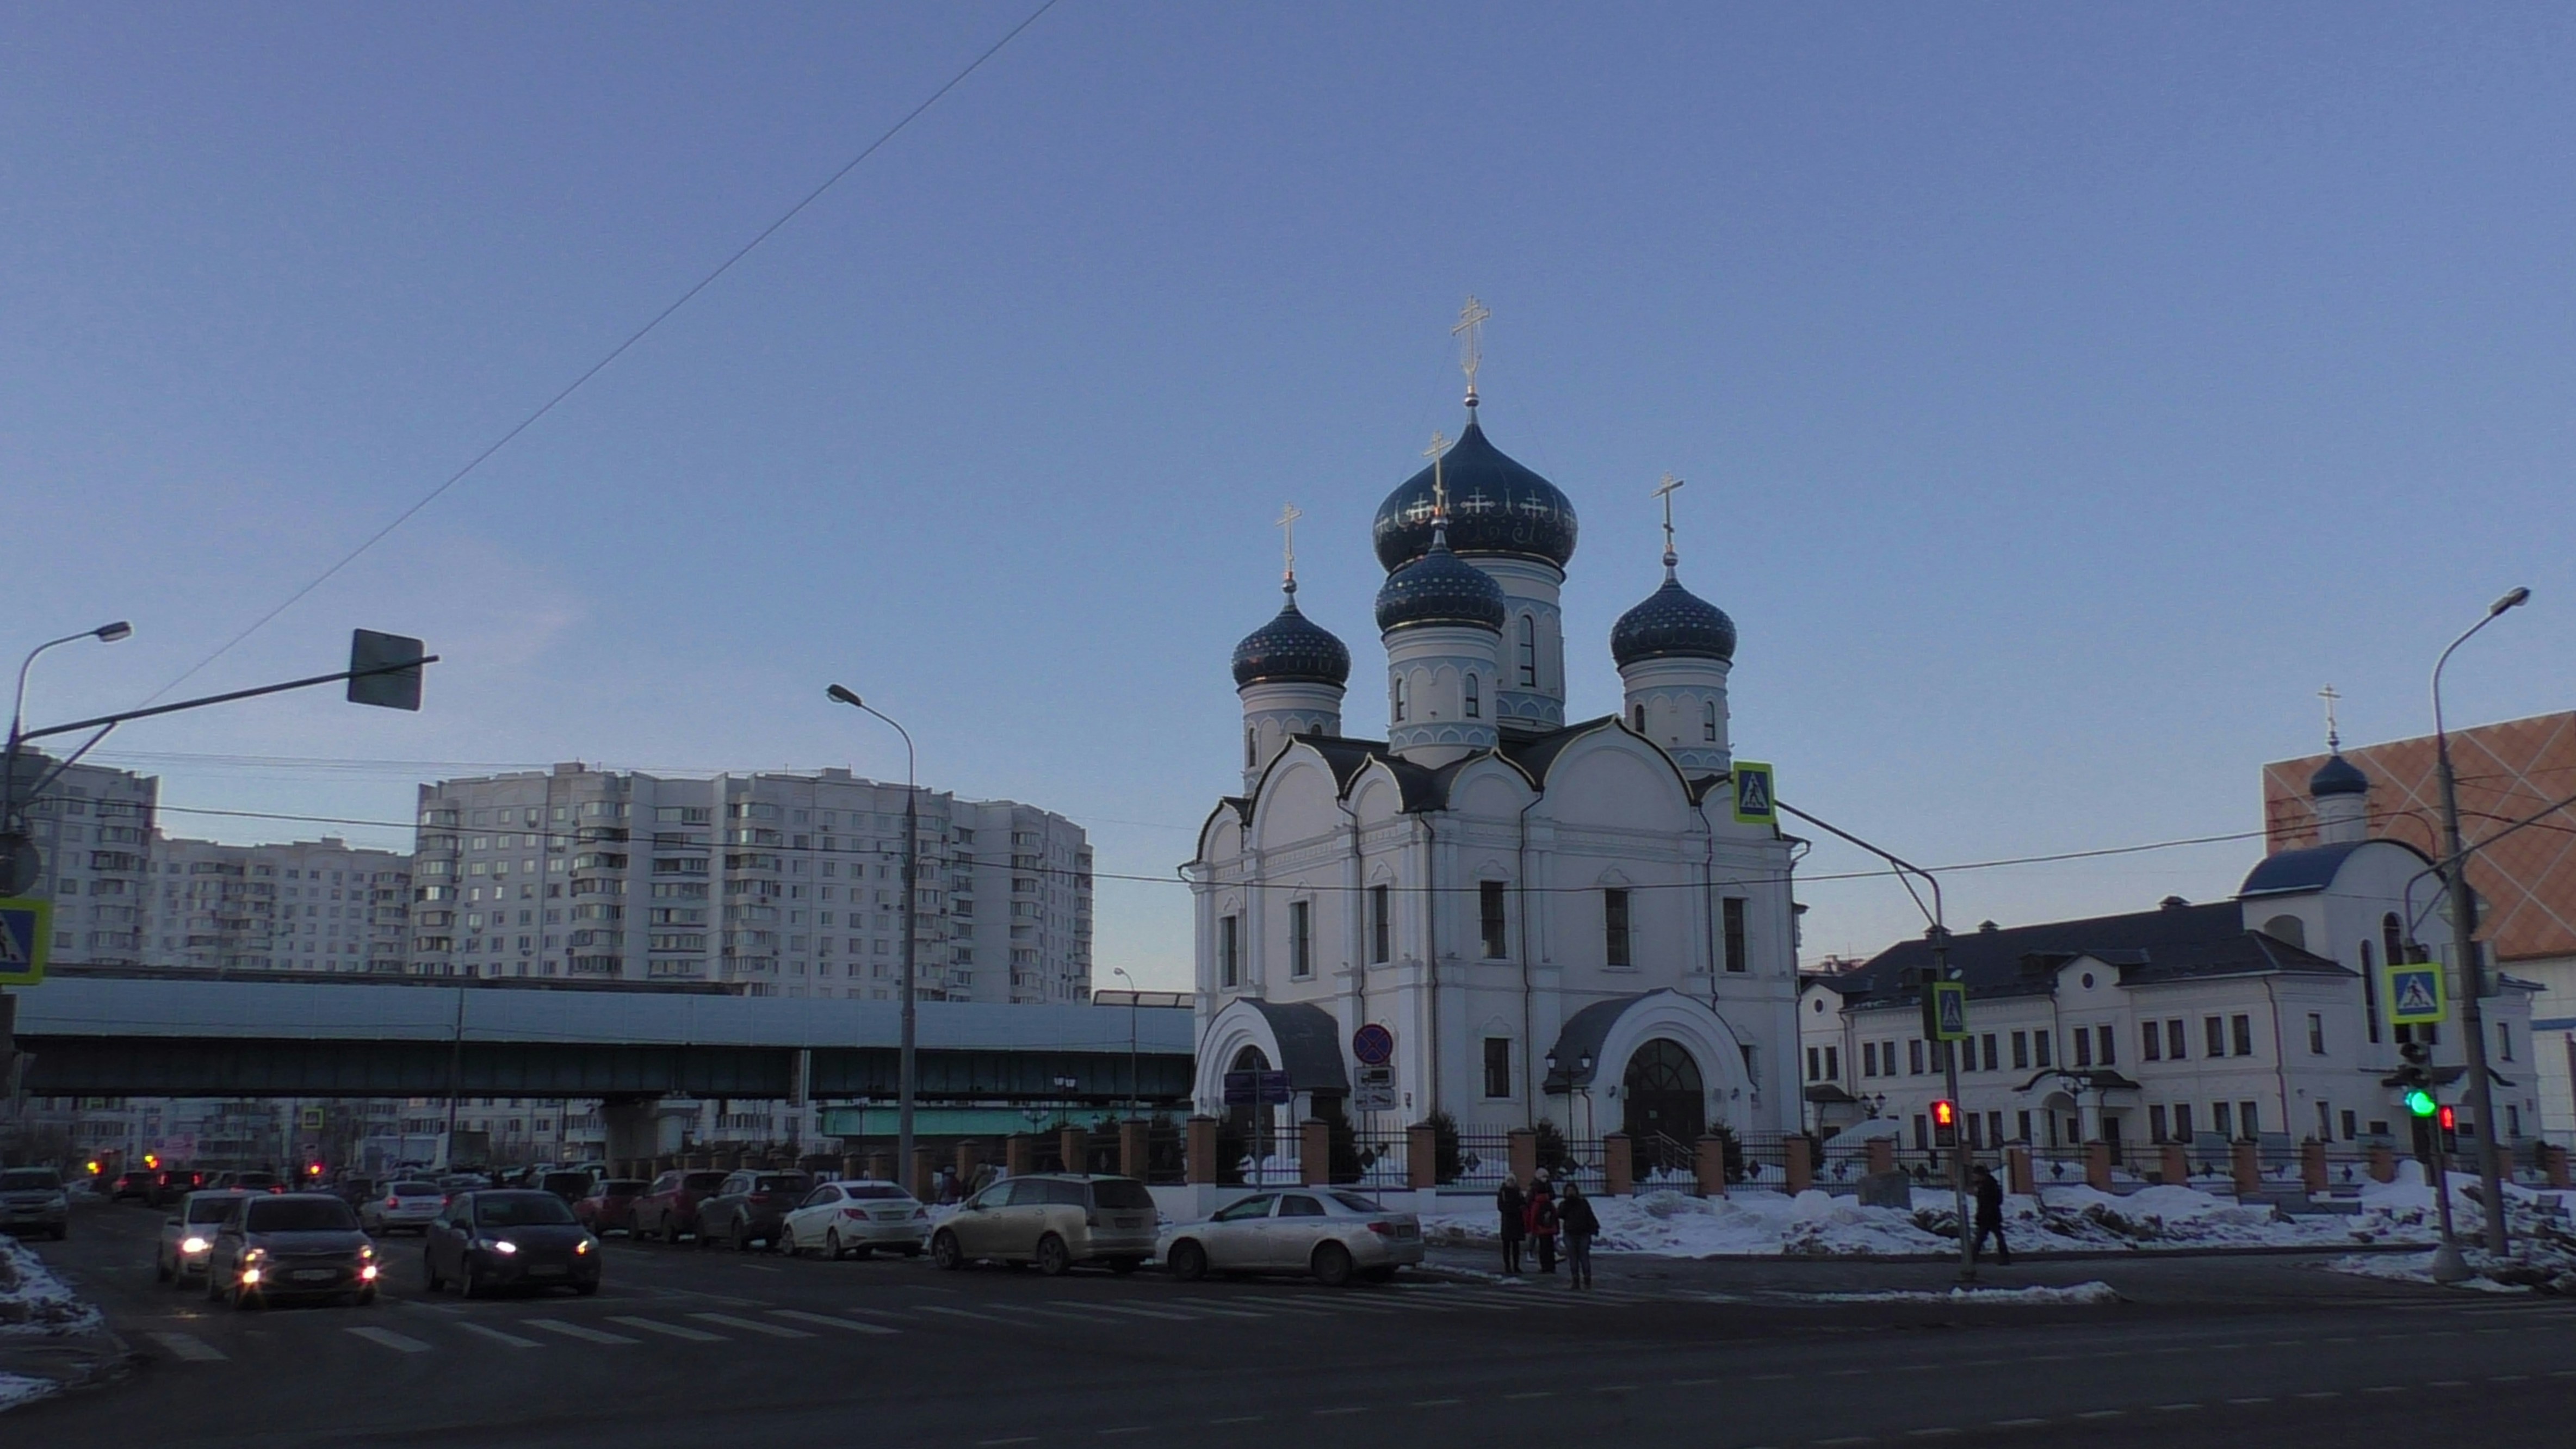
693 1171 813 1252
1 1167 71 1240
203 1193 379 1308
630 1169 730 1243
148 1168 209 1208
537 1171 596 1204
109 1169 156 1203
931 1174 1159 1276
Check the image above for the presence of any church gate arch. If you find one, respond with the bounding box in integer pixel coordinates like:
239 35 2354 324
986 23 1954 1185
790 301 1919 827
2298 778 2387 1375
1623 1037 1705 1174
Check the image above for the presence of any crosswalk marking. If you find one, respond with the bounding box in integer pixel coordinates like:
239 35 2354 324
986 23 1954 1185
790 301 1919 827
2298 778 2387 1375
998 1302 1135 1326
527 1318 640 1345
690 1312 813 1339
915 1304 1015 1324
610 1315 726 1342
345 1326 434 1354
771 1309 898 1335
1081 1302 1200 1322
151 1331 227 1362
456 1322 545 1349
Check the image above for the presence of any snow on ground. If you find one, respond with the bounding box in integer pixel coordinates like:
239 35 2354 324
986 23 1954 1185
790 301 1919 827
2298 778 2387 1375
0 1234 104 1339
1798 1281 2122 1306
0 1371 60 1413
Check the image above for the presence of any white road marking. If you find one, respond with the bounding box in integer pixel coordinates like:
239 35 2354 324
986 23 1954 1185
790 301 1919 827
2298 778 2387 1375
771 1309 897 1336
345 1326 434 1354
609 1315 726 1342
151 1332 227 1362
455 1322 544 1348
527 1318 639 1345
1082 1302 1199 1322
689 1311 812 1339
914 1304 1014 1324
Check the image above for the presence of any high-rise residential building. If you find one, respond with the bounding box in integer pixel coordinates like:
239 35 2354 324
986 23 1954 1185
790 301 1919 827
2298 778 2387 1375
3 748 160 965
408 764 1093 1003
144 835 412 974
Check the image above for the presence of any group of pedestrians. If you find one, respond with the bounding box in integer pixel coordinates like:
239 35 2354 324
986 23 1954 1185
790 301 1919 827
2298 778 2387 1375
1495 1168 1600 1289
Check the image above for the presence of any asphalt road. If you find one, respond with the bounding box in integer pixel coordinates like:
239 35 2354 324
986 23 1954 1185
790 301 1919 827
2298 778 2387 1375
18 1197 2576 1448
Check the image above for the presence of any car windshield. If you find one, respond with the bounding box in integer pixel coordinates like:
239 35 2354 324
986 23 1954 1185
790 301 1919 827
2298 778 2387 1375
682 1172 728 1191
391 1182 438 1196
1089 1179 1155 1211
754 1175 808 1193
600 1180 648 1196
840 1184 911 1200
245 1199 359 1233
235 1174 280 1187
185 1197 242 1223
2 1169 61 1191
474 1193 578 1227
541 1174 592 1193
1329 1192 1386 1214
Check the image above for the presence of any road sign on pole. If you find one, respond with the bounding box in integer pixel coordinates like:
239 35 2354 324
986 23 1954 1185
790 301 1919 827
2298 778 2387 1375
1351 1023 1395 1067
1730 763 1778 825
0 897 52 986
2387 962 2447 1026
1921 980 1968 1041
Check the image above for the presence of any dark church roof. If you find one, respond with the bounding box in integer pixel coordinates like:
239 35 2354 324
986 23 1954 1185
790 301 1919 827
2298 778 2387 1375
1611 571 1737 667
2308 752 2370 798
1374 530 1507 631
1820 900 2355 1009
1371 419 1578 572
1230 586 1351 689
1235 999 1351 1093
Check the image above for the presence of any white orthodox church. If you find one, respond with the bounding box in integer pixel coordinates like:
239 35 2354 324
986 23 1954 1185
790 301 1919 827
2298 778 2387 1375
1188 354 1804 1156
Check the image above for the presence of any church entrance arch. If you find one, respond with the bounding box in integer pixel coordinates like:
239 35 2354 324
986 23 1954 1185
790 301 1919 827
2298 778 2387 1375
1621 1038 1705 1175
1225 1045 1277 1185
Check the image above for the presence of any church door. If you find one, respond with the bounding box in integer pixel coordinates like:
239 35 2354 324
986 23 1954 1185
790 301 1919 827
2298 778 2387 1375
1224 1046 1275 1185
1621 1038 1706 1176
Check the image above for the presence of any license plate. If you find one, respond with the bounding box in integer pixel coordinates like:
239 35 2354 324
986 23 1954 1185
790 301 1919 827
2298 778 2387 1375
1395 1224 1419 1239
871 1210 912 1221
528 1264 567 1277
293 1268 337 1283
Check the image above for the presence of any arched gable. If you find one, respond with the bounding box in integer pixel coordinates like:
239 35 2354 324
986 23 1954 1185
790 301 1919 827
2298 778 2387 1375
1534 730 1695 833
1248 746 1347 850
1349 764 1407 826
1446 754 1535 821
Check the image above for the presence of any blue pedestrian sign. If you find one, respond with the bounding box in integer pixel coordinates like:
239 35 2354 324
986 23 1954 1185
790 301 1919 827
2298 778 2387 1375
0 896 52 987
2386 962 2447 1026
1731 762 1777 826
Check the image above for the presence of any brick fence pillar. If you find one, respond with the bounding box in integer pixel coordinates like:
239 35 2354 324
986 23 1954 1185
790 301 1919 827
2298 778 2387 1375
2300 1140 2329 1196
1058 1126 1087 1176
2159 1143 2189 1187
1119 1119 1150 1179
2231 1140 2262 1198
1784 1136 1813 1196
2543 1142 2571 1190
865 1151 893 1182
1695 1135 1730 1198
2007 1145 2034 1197
1507 1128 1538 1187
1301 1119 1332 1186
1407 1123 1439 1190
955 1139 982 1187
2367 1143 2396 1183
840 1154 864 1181
1184 1117 1217 1186
2084 1142 2112 1191
909 1146 935 1202
1005 1135 1033 1180
1866 1138 1895 1176
1605 1134 1635 1197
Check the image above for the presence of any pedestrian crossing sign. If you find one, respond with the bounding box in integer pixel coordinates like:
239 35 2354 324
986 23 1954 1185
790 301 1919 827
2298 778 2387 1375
1922 980 1970 1042
2386 962 2446 1026
1731 762 1777 826
0 896 51 986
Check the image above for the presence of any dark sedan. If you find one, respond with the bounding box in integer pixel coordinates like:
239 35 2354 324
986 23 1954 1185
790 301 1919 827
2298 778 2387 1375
425 1190 601 1298
202 1193 381 1309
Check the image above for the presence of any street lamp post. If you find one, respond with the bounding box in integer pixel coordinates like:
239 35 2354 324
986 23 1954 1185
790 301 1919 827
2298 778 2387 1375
1110 966 1140 1116
2431 586 2529 1258
827 685 919 1196
2 622 132 880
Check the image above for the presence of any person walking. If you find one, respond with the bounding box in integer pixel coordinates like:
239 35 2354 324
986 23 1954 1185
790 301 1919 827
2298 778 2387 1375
1496 1174 1527 1275
1558 1179 1599 1291
1526 1170 1559 1275
1970 1164 2011 1266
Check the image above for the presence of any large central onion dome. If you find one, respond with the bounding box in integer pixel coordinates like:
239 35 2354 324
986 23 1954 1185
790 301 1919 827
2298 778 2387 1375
1376 530 1507 632
1231 583 1351 688
2308 753 2369 798
1372 420 1577 571
1611 568 1737 667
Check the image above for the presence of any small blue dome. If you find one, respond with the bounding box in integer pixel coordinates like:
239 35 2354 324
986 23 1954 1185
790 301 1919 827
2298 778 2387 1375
1611 569 1736 667
1373 419 1578 571
2309 753 2369 798
1231 587 1351 689
1375 531 1507 633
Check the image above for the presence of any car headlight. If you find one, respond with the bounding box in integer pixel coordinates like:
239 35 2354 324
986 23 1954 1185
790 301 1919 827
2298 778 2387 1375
574 1237 592 1255
360 1264 380 1281
181 1236 209 1254
239 1267 262 1284
488 1239 518 1255
359 1244 375 1259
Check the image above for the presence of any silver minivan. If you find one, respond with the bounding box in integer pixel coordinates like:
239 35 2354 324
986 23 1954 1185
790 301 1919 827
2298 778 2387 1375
930 1174 1159 1275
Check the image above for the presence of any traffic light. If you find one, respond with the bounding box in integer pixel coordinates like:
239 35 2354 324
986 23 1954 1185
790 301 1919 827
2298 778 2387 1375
84 1159 101 1176
2404 1086 2437 1118
143 1154 159 1170
1931 1098 1959 1148
2438 1105 2459 1154
306 1162 325 1179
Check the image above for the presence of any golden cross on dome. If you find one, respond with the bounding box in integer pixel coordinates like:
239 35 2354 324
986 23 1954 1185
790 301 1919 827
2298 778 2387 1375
1452 296 1491 406
1275 503 1303 583
2318 683 2342 751
1423 431 1453 521
1651 472 1685 562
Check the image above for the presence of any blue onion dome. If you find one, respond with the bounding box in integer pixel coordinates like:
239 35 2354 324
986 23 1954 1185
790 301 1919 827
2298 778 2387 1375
1611 564 1737 667
1231 582 1351 689
1374 528 1507 632
1372 419 1578 571
2309 752 2370 798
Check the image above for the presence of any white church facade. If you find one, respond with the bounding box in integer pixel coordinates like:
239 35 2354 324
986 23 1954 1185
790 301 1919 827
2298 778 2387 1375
1186 364 1805 1155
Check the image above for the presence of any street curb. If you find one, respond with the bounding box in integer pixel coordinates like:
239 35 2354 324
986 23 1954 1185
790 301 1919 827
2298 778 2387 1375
1421 1239 2439 1268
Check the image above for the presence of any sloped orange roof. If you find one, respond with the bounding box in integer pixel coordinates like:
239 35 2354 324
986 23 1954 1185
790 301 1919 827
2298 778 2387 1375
2263 711 2576 964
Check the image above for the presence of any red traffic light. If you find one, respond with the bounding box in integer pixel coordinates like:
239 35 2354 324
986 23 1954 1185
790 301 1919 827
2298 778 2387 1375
2437 1105 2457 1131
1931 1099 1958 1127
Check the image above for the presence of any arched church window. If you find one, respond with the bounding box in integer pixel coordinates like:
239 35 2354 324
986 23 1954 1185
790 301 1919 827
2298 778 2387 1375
1392 677 1408 724
1518 615 1538 688
1246 726 1258 768
1631 703 1646 733
1465 673 1480 719
2359 939 2380 1043
2382 912 2406 968
1702 699 1718 741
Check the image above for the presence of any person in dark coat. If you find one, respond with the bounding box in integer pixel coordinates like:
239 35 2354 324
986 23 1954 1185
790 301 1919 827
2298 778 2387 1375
1558 1180 1600 1290
1970 1164 2011 1266
1496 1175 1527 1275
1525 1171 1559 1274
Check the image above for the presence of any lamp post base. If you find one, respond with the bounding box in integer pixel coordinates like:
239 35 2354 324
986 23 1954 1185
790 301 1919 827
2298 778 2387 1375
2427 1242 2474 1284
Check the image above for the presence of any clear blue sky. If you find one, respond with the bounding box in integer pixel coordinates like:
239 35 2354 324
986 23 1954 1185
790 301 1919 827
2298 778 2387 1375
7 3 2572 986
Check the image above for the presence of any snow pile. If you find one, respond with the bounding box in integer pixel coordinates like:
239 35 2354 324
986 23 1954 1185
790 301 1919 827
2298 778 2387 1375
0 1235 104 1339
1803 1280 2121 1306
0 1372 59 1413
2322 1175 2576 1293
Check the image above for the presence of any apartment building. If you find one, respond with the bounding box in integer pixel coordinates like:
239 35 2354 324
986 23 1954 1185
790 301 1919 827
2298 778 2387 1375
4 748 159 965
145 835 411 973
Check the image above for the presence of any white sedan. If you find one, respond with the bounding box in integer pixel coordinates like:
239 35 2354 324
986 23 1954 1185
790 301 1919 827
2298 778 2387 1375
779 1180 930 1259
1157 1188 1423 1287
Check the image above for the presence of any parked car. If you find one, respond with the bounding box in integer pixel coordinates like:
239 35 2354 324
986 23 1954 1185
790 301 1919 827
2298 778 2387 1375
779 1180 928 1260
573 1179 649 1236
630 1169 729 1243
208 1171 286 1194
361 1180 447 1235
537 1171 595 1204
109 1169 156 1204
930 1174 1158 1276
0 1167 72 1240
156 1190 249 1285
202 1193 380 1308
1157 1188 1422 1287
148 1168 209 1208
693 1170 813 1252
423 1189 600 1298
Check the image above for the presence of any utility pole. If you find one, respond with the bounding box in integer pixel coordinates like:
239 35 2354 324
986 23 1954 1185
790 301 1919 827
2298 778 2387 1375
827 687 919 1197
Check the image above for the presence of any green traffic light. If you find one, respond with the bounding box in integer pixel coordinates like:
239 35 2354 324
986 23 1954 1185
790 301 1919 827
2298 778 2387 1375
2404 1087 2437 1118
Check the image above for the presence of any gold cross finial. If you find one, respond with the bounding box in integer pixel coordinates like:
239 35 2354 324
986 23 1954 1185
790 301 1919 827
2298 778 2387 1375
2318 684 2342 752
1423 432 1452 522
1274 503 1303 586
1651 473 1685 566
1452 296 1491 407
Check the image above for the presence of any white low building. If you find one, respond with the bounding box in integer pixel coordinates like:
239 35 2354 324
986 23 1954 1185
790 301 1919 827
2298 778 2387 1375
1801 753 2543 1159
